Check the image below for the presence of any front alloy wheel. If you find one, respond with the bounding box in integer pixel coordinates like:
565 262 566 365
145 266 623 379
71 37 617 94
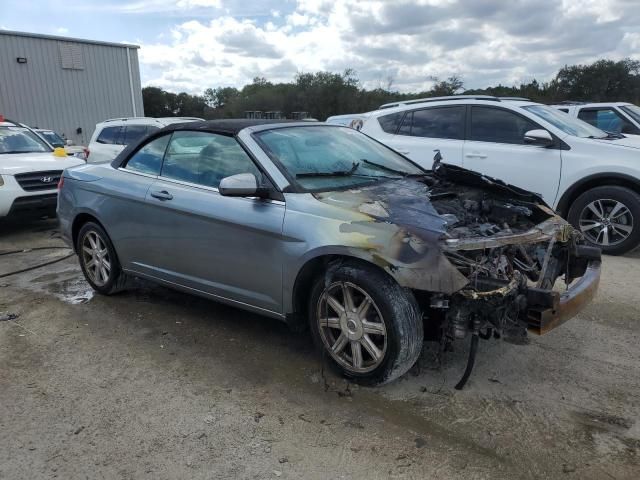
578 199 633 247
309 261 423 385
568 186 640 255
317 281 387 374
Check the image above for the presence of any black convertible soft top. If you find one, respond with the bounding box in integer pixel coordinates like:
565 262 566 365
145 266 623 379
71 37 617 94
163 119 297 135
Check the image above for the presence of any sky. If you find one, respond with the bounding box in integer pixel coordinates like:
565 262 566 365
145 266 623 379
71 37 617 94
2 0 640 94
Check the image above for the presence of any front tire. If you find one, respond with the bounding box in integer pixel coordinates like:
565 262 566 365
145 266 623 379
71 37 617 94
568 186 640 255
77 221 128 294
309 261 423 385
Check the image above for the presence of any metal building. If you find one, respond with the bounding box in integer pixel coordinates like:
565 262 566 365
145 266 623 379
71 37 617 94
0 30 144 145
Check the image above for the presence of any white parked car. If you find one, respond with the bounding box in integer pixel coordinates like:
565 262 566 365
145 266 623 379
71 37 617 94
0 118 85 219
87 117 203 163
325 114 369 130
551 102 640 136
359 95 640 254
34 128 88 160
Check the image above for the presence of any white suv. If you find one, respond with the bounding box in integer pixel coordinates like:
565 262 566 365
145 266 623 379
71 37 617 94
87 117 203 163
360 95 640 254
0 118 84 219
552 102 640 136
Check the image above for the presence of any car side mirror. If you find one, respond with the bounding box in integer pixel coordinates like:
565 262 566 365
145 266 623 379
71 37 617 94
66 139 74 146
524 129 554 147
219 173 261 197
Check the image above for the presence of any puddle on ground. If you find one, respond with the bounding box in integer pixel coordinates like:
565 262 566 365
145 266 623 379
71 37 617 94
45 277 95 304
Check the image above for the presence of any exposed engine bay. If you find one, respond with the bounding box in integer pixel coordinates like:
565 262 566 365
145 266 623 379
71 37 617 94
419 159 601 389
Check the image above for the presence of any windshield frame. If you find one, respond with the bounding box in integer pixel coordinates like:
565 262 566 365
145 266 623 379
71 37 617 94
522 104 608 139
0 125 53 154
252 124 426 193
38 130 65 148
620 105 640 125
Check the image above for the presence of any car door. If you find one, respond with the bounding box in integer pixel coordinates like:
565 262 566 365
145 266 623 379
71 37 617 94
140 130 286 314
100 132 172 268
381 105 465 168
462 105 562 205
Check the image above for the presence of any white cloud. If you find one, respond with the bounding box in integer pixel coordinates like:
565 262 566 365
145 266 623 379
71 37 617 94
137 0 640 94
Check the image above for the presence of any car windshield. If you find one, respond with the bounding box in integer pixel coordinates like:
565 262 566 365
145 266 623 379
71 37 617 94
254 126 424 192
39 131 65 147
0 126 52 154
620 105 640 124
523 105 608 138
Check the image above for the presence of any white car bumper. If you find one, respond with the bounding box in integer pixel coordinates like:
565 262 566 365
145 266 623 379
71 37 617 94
0 174 59 218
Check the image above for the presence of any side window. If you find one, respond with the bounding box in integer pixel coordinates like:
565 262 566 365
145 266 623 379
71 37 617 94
470 107 540 145
408 106 465 139
125 134 170 175
578 108 639 134
161 131 261 189
96 126 122 145
377 112 404 134
123 125 148 145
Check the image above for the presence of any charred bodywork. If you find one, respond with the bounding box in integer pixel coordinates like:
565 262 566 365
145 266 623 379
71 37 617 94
310 159 600 387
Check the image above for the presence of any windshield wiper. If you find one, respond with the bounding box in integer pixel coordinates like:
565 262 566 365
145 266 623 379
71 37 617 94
296 161 360 178
360 159 412 177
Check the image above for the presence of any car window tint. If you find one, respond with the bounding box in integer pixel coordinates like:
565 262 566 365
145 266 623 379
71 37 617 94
96 126 122 145
470 107 539 144
123 125 148 145
377 112 404 134
125 134 170 175
161 131 260 189
577 108 638 134
408 106 465 139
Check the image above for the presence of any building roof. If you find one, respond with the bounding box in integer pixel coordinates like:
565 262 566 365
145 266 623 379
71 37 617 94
0 29 139 49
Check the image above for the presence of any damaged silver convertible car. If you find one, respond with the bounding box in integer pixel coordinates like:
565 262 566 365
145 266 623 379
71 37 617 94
58 120 601 386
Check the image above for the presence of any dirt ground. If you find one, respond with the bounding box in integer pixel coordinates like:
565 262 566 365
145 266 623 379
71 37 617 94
1 218 639 480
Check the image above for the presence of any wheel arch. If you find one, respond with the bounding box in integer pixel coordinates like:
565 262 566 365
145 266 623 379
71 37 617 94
71 211 107 252
556 173 640 216
287 251 401 329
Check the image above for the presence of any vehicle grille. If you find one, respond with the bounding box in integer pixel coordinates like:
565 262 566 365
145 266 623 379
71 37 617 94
14 170 62 191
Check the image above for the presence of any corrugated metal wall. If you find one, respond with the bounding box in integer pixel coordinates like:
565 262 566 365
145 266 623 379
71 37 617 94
0 31 144 146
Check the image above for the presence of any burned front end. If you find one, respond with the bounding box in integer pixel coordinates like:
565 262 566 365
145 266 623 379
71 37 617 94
424 163 601 387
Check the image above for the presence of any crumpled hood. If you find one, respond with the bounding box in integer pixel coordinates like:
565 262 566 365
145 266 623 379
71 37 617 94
0 152 85 175
313 178 448 236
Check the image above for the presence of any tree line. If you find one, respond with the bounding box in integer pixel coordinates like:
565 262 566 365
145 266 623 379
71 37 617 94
142 58 640 121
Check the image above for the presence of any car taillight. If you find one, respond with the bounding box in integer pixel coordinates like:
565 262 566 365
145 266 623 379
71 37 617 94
58 176 64 190
83 147 90 161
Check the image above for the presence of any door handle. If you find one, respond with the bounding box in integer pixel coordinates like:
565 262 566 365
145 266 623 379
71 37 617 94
150 190 173 201
396 149 410 155
464 152 487 159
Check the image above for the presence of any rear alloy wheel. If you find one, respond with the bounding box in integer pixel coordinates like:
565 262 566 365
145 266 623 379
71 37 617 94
309 261 423 385
568 186 640 255
77 222 128 294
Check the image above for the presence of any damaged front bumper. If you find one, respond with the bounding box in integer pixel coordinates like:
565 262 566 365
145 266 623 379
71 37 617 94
441 220 602 338
526 258 600 335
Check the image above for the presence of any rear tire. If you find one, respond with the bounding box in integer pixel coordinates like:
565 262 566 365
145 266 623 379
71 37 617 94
567 186 640 255
77 222 128 295
309 261 423 385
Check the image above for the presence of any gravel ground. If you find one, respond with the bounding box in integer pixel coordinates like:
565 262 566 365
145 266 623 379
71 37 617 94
1 218 639 480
